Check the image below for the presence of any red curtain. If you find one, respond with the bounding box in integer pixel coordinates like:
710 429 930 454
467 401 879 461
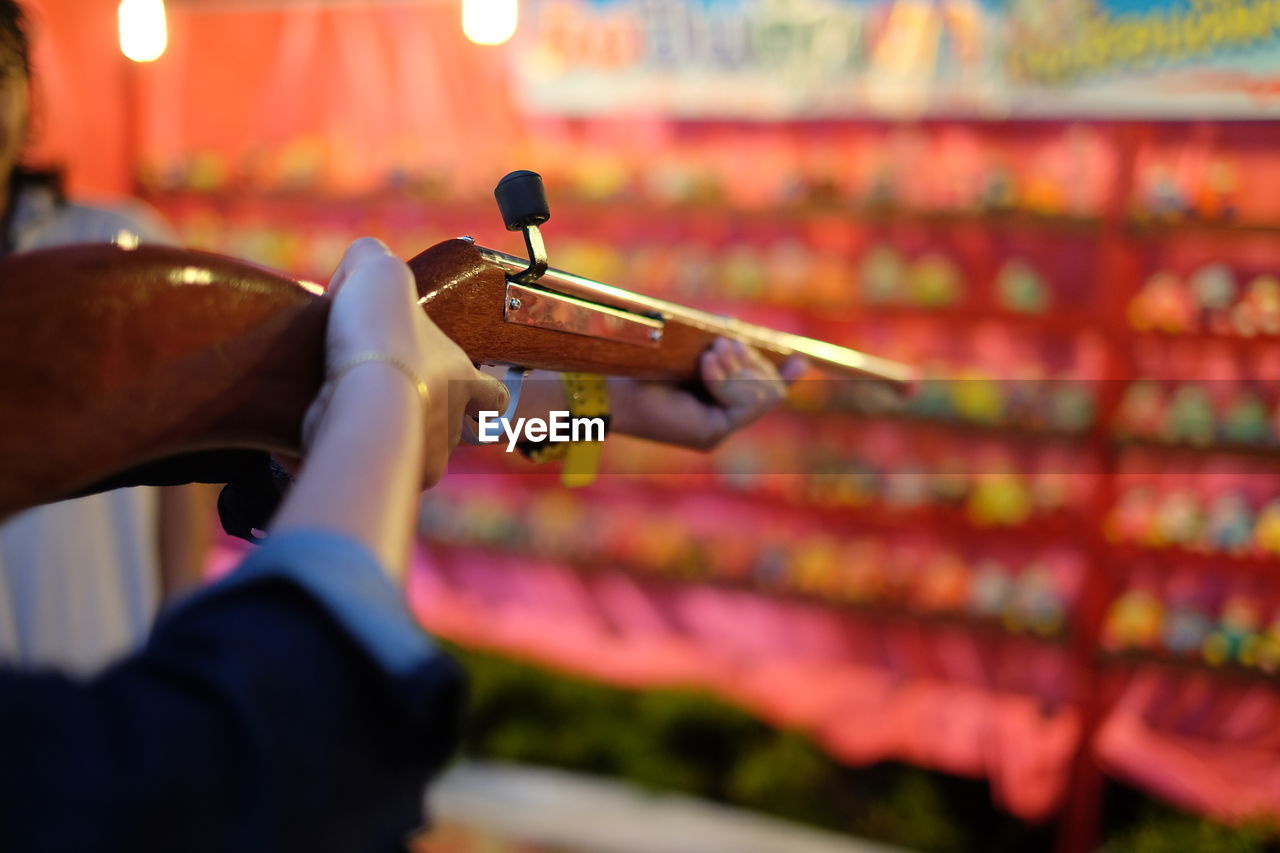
23 0 130 196
133 0 525 197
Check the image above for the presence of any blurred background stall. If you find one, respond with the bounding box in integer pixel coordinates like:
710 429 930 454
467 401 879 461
25 0 1280 850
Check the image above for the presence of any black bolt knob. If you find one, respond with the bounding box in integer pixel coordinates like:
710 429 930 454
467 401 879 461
494 170 551 232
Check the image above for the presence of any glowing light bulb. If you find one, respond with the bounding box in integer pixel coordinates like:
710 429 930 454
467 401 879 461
462 0 517 46
118 0 168 63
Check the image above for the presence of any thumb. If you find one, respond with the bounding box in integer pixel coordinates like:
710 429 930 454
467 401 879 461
327 237 395 296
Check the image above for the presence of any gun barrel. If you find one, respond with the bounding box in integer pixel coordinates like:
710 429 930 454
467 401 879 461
474 245 914 387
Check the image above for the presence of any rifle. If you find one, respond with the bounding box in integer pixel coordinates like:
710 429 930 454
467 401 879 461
0 171 912 520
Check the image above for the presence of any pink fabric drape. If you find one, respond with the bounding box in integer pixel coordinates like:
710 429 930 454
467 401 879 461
410 542 1081 821
1097 669 1280 821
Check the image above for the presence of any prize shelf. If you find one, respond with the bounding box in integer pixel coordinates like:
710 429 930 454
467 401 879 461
789 405 1095 443
452 453 1090 546
1127 328 1280 347
1126 217 1280 240
1100 650 1280 687
1106 543 1280 577
1112 435 1280 462
420 538 1074 648
143 187 1104 232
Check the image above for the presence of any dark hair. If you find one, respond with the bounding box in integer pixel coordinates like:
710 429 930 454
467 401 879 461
0 0 29 78
0 0 63 216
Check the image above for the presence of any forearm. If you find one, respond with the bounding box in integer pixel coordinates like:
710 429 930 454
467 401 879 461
605 376 727 447
477 368 691 443
272 364 425 573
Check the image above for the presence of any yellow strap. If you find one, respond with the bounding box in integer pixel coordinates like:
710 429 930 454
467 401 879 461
560 373 607 488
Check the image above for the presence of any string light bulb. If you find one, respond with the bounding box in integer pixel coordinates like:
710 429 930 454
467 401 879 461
118 0 168 63
462 0 517 46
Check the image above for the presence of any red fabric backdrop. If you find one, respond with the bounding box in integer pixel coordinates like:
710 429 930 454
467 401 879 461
134 0 524 197
23 0 130 196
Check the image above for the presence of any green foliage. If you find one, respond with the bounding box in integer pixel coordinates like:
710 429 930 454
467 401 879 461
452 646 978 850
725 730 833 824
1103 800 1278 853
451 646 1266 853
856 766 966 853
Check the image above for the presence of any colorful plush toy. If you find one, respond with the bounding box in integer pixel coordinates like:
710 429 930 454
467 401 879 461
1004 562 1066 637
1232 275 1280 337
840 539 887 604
913 551 971 614
951 370 1006 425
1115 381 1166 439
751 544 791 590
1223 390 1272 445
909 374 956 420
1249 609 1280 673
1105 487 1158 544
997 258 1049 315
1129 271 1194 333
1161 573 1213 656
1203 491 1256 554
1204 591 1263 667
1102 584 1164 652
720 243 768 301
859 245 905 305
1048 382 1097 433
791 537 841 598
1254 498 1280 555
1163 384 1216 446
884 467 931 509
1194 158 1238 222
1139 165 1189 222
967 473 1033 527
1154 489 1204 549
968 559 1013 619
1189 262 1237 334
909 253 964 309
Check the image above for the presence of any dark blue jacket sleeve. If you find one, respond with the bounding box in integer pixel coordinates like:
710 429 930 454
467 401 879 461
0 535 466 853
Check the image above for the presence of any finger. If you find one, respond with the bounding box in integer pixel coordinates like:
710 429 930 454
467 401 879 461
327 236 394 295
737 346 789 401
739 344 778 378
721 338 747 376
701 347 728 383
448 373 510 456
463 370 511 419
780 355 809 383
701 340 732 385
712 338 744 377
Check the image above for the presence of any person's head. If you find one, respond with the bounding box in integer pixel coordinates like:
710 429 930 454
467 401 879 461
0 0 61 226
0 0 30 180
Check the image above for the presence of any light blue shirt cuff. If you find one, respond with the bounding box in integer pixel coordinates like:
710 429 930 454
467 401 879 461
181 530 441 679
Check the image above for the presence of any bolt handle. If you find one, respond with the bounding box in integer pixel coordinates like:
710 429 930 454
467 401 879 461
494 170 551 232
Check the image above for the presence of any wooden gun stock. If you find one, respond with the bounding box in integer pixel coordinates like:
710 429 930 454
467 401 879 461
0 237 911 519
